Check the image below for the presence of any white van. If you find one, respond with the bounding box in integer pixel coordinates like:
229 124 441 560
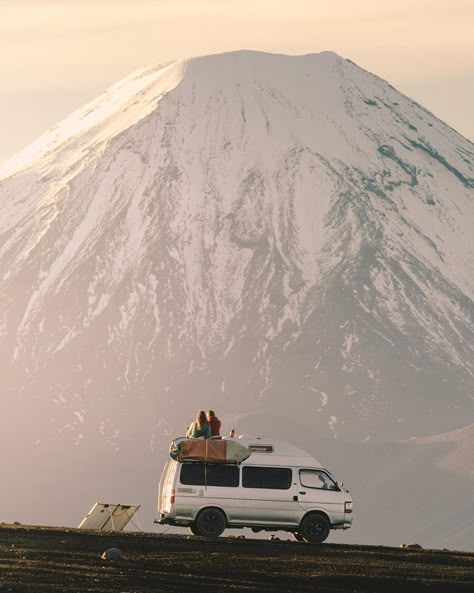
157 437 353 543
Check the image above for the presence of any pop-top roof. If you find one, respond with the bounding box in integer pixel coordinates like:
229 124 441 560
223 436 323 467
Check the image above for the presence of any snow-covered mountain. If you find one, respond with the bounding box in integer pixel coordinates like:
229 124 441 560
0 51 473 547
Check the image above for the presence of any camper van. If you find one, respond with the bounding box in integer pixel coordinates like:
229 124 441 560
157 437 353 543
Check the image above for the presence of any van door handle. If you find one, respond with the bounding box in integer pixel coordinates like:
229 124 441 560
299 491 306 495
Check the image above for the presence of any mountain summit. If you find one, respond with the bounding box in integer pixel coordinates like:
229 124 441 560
0 51 473 541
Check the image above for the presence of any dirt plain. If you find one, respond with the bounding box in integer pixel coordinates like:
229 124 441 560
0 524 473 593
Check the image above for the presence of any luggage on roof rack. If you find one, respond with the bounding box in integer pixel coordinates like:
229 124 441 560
169 437 251 464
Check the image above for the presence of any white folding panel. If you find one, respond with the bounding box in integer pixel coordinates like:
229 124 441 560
78 502 140 531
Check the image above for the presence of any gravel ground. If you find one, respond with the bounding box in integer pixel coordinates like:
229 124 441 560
0 524 473 592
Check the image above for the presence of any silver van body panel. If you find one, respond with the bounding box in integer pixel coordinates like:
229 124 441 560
157 438 353 533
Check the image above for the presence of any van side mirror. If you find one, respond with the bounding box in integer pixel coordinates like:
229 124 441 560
337 481 349 493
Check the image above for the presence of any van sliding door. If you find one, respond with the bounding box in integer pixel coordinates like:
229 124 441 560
237 466 301 526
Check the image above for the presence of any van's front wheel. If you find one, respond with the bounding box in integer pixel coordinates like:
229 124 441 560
195 508 226 537
299 514 330 544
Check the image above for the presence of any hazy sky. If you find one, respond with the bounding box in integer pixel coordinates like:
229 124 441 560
1 0 473 163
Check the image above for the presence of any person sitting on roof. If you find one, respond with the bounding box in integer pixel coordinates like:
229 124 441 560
207 410 221 437
186 410 211 439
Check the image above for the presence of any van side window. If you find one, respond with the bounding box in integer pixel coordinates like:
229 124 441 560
242 466 292 489
299 469 337 490
180 463 239 487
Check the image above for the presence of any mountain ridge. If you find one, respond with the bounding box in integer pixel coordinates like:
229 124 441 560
1 50 472 439
0 50 472 546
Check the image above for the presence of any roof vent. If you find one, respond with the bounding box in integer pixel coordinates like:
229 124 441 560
248 444 274 453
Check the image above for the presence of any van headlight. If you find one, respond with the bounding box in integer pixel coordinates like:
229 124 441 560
344 501 353 514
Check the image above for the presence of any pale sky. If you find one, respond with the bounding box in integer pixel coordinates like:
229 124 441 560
0 0 473 163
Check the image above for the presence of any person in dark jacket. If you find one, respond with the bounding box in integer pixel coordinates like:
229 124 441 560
186 410 211 439
207 410 221 436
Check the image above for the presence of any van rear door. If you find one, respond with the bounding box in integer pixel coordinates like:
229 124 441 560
158 459 178 514
296 468 345 525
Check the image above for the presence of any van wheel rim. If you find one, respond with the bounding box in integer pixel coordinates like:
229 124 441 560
202 512 220 534
309 520 323 536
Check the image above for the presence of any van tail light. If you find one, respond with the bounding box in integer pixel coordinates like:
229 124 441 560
170 489 175 504
344 501 353 514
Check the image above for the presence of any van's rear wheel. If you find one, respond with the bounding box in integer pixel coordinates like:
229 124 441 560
299 514 330 544
189 524 200 536
195 508 226 537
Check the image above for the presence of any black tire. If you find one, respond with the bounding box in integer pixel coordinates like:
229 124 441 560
195 508 226 537
292 532 305 542
299 514 330 544
188 524 200 536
